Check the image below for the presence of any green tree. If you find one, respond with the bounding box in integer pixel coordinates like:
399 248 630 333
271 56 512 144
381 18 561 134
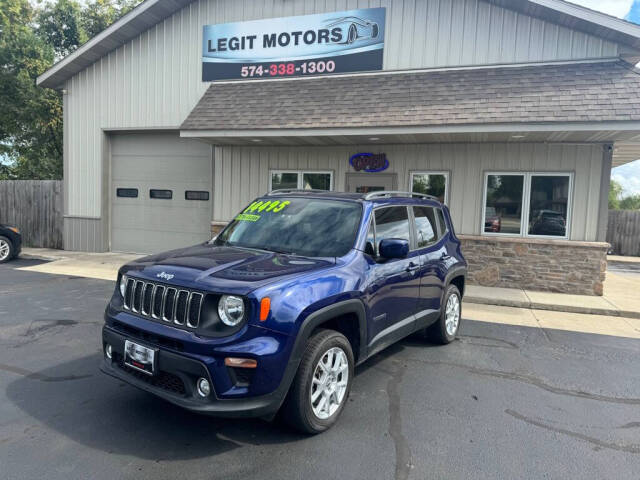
620 194 640 210
0 0 62 180
81 0 140 39
1 0 141 180
609 179 623 210
36 0 87 59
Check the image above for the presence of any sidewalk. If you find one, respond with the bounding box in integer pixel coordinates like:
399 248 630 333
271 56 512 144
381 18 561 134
17 248 640 319
465 270 640 319
18 247 141 281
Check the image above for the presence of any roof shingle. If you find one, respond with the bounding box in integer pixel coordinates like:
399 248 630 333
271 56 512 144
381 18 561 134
180 61 640 131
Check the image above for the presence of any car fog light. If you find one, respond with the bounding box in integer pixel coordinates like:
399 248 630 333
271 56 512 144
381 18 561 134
105 344 113 359
197 377 211 397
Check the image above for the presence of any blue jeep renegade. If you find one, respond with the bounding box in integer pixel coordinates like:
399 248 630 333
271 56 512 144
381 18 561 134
101 190 467 433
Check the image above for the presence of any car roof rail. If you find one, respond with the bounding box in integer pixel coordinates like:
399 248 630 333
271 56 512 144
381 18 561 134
363 191 439 201
266 189 329 195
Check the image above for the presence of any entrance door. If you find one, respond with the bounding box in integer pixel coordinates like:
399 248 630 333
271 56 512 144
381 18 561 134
346 173 397 193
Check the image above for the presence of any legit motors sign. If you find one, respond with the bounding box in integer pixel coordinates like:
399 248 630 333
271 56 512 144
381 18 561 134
202 8 385 81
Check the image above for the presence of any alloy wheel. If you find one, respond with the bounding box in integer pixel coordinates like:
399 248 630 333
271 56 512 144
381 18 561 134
445 294 460 336
310 347 349 420
0 239 10 261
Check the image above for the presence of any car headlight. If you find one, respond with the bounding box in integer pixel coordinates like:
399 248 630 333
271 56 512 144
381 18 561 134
218 295 245 326
119 274 128 297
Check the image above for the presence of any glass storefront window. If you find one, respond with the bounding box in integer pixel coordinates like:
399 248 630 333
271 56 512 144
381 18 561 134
483 172 572 238
271 172 298 190
271 171 332 191
411 172 448 203
528 175 570 237
303 172 331 190
484 174 524 235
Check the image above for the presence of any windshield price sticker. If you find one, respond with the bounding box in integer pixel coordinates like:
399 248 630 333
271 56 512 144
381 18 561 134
235 213 261 222
236 200 291 221
245 200 290 213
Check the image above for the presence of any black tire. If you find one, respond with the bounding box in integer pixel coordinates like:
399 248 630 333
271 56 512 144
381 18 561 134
282 329 354 434
426 284 461 344
0 236 14 264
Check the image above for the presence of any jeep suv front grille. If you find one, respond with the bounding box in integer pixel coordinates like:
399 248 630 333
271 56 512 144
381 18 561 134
123 278 203 329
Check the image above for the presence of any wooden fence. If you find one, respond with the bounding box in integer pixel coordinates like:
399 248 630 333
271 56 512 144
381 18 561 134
0 180 63 249
607 210 640 257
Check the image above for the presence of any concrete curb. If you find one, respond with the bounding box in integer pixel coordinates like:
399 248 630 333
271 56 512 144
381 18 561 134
464 296 640 320
18 252 62 262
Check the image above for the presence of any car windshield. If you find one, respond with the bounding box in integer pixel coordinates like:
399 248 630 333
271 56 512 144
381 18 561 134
213 197 362 257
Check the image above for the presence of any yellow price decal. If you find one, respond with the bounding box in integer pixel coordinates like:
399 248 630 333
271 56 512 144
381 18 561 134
244 200 290 214
235 213 260 222
272 201 290 212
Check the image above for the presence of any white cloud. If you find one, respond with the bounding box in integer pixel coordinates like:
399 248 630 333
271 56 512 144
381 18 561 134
568 0 633 17
612 160 640 195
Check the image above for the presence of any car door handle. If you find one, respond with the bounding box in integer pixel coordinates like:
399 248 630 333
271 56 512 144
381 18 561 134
406 262 420 272
440 253 451 261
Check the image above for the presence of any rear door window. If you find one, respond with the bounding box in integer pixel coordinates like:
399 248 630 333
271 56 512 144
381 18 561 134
436 208 448 238
413 206 438 248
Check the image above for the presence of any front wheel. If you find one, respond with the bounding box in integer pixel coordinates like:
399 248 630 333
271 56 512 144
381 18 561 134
282 329 354 434
0 236 14 263
426 284 461 344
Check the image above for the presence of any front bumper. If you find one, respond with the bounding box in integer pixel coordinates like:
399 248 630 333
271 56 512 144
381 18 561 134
101 326 290 418
13 235 22 257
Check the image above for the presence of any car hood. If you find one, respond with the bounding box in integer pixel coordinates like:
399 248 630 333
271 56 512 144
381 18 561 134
122 243 335 295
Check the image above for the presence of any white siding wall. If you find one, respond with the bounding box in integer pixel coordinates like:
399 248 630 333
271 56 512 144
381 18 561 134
64 0 620 219
213 143 605 241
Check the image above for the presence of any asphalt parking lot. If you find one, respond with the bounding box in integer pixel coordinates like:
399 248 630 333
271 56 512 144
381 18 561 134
1 258 640 480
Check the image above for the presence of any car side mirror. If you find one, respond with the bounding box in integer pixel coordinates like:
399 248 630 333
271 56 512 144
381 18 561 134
379 238 409 259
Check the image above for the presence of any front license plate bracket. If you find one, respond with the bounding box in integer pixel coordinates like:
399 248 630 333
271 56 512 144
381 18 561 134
124 340 157 376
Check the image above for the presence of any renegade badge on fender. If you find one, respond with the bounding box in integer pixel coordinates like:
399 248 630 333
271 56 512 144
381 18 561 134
101 190 467 433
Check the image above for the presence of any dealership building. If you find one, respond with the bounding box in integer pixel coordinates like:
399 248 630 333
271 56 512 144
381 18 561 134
38 0 640 295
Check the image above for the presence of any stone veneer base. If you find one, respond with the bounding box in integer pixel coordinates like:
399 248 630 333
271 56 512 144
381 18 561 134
458 235 608 296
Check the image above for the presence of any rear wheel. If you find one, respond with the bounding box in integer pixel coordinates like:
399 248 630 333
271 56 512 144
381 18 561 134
0 236 13 263
282 329 354 434
426 284 461 344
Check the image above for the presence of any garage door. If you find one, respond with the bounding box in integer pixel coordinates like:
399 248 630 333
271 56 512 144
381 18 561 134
111 133 212 254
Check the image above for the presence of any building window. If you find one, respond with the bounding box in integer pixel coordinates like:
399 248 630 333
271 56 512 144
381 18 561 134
482 173 572 238
150 189 173 199
411 172 449 203
270 170 333 191
116 188 138 198
528 175 570 237
484 174 525 235
185 191 210 201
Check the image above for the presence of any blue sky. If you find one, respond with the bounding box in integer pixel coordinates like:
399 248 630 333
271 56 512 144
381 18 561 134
571 0 640 195
571 0 640 21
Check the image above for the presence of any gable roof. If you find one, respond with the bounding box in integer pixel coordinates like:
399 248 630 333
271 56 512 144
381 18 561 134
488 0 640 50
37 0 640 89
180 60 640 131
